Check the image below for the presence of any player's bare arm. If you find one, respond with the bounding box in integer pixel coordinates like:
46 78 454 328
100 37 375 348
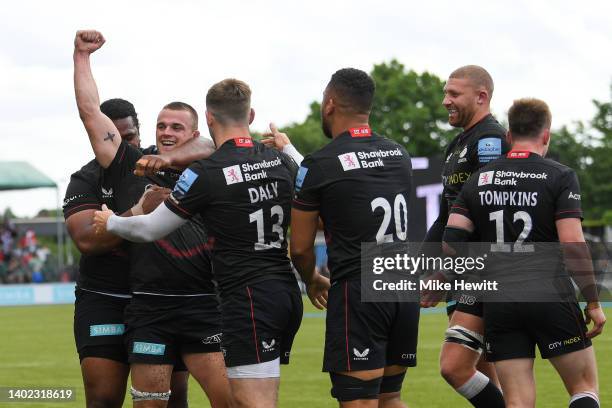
73 30 121 168
70 186 170 252
556 217 606 338
134 137 216 177
66 210 123 255
290 208 330 309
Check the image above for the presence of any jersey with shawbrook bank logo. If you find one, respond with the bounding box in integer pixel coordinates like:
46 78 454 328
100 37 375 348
292 127 413 283
165 138 299 295
451 150 583 243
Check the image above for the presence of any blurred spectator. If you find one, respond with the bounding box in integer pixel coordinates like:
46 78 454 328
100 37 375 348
0 223 54 284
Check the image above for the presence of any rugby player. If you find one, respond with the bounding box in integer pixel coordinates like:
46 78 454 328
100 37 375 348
290 68 418 407
444 98 606 408
64 98 191 408
421 65 507 407
73 30 230 408
93 78 303 408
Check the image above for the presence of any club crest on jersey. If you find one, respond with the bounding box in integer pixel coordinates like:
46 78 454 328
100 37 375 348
223 165 244 185
338 152 361 171
173 168 199 198
478 171 495 186
459 147 468 158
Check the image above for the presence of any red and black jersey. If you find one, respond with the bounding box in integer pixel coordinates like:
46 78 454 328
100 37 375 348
105 141 214 295
292 127 413 283
165 138 298 295
63 159 131 295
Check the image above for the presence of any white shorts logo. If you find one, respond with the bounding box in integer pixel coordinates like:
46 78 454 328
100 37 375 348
338 152 361 171
353 348 370 360
478 171 495 186
223 165 244 185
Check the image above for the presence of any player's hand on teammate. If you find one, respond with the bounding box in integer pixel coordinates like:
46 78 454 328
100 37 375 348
585 303 606 338
74 30 105 54
420 271 448 308
134 155 172 177
306 273 330 310
261 123 291 150
142 186 172 214
93 204 114 235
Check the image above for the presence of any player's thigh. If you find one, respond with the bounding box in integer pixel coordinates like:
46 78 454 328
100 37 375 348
182 351 231 407
81 356 129 405
549 347 599 394
448 309 484 333
229 377 280 408
494 358 536 408
130 363 173 389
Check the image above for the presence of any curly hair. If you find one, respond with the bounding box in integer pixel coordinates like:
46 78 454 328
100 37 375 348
100 98 140 129
326 68 376 114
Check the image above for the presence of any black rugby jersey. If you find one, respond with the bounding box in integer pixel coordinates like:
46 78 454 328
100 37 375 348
425 114 508 244
451 150 582 240
450 151 583 281
63 159 131 294
292 126 413 283
106 141 214 295
165 138 298 295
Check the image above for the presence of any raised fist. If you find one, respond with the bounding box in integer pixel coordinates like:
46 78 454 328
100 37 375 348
74 30 105 54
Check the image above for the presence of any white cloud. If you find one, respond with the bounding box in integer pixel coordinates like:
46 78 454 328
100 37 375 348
1 0 611 216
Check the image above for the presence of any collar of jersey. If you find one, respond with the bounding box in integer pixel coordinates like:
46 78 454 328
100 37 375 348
458 113 494 142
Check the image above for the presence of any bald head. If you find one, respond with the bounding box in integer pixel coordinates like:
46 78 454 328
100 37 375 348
449 65 494 98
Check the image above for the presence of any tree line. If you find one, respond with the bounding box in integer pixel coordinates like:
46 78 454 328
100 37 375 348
272 59 612 223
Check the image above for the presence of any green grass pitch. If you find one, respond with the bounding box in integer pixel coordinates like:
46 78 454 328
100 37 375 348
0 301 609 407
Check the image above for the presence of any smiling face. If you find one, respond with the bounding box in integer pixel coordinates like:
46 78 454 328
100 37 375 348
155 108 197 154
442 77 480 129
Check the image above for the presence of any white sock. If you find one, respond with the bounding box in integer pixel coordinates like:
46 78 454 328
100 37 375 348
456 371 489 399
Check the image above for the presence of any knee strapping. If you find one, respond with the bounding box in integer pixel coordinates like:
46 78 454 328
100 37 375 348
379 371 406 394
330 373 382 402
444 325 484 353
130 386 171 402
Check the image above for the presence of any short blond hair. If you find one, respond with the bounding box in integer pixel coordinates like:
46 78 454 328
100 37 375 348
206 79 251 125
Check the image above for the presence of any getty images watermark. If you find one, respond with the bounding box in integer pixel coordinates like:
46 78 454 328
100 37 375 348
360 242 612 303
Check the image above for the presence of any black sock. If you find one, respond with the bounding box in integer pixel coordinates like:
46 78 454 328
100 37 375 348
569 395 599 408
468 381 505 408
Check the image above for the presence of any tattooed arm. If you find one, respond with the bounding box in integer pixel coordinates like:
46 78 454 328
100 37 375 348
73 30 121 168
